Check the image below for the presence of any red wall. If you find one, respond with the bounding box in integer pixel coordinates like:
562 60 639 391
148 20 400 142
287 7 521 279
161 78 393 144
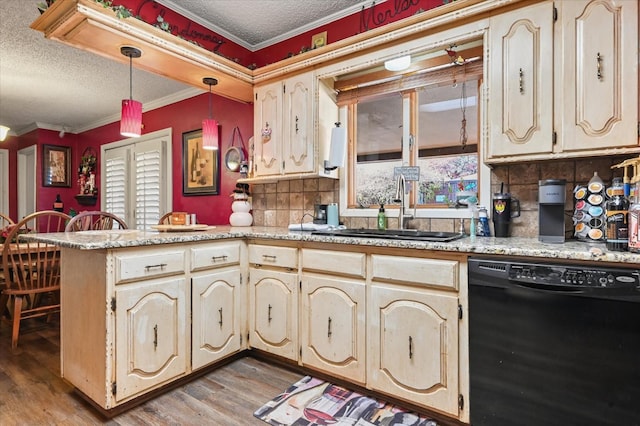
78 93 253 226
111 0 447 68
5 93 252 226
3 0 452 222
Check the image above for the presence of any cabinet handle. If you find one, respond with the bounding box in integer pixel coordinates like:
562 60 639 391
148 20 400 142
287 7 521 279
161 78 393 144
153 324 158 350
596 52 602 80
218 308 223 327
327 317 332 338
145 263 167 271
518 68 524 94
211 255 228 262
268 304 272 323
295 116 299 134
262 254 277 262
409 335 413 360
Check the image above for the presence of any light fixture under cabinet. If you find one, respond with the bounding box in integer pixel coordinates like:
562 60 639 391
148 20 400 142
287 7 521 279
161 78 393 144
384 55 411 72
0 125 10 141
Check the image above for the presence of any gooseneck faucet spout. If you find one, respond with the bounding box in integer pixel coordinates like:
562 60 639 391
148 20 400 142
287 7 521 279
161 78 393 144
393 173 413 230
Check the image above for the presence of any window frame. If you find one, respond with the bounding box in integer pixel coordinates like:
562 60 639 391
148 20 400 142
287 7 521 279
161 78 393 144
316 26 492 221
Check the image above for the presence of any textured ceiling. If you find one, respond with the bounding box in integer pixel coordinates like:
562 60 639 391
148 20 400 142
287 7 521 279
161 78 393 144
0 0 367 136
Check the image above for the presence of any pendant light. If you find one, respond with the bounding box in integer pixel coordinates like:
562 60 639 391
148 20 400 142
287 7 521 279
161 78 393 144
202 77 219 150
120 46 142 138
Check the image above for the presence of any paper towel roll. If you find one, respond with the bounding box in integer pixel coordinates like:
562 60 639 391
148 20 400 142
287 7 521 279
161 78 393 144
328 126 346 168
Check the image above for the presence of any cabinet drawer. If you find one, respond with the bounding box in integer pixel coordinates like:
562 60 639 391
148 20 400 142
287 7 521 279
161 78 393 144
191 241 241 271
249 244 297 269
371 254 459 290
301 249 365 279
114 248 186 284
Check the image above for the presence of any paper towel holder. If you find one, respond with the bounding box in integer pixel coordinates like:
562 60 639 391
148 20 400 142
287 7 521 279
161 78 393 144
324 122 346 173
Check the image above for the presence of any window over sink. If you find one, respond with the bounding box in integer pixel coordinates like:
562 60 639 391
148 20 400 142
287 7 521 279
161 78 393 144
326 33 490 220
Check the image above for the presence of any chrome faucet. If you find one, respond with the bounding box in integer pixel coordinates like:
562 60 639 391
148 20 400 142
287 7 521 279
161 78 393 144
393 173 413 230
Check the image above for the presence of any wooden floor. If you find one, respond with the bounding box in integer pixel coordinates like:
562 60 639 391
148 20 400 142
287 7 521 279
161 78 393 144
0 317 304 425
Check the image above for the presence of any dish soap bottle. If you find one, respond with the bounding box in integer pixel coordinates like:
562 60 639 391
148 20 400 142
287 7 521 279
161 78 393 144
377 204 387 231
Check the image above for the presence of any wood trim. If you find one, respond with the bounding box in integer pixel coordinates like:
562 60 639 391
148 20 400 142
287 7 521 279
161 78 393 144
336 60 483 106
253 0 529 85
334 45 484 92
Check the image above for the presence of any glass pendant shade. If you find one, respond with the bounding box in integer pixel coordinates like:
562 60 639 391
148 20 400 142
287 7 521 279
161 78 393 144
202 118 218 150
120 99 142 137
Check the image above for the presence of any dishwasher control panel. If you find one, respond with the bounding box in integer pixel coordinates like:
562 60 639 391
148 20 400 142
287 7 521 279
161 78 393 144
508 264 640 289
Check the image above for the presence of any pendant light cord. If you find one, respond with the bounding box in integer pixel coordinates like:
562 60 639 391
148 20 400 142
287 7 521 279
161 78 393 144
129 54 133 100
208 84 213 119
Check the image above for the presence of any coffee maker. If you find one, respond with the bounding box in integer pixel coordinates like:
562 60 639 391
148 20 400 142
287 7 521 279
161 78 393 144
538 179 566 243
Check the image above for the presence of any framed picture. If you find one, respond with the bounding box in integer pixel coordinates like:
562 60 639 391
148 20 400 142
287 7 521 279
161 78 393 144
311 31 327 49
42 144 71 187
182 129 219 195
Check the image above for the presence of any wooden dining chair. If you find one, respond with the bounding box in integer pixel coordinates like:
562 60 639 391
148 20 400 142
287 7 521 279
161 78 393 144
1 210 70 349
158 212 173 225
64 211 128 232
0 213 14 228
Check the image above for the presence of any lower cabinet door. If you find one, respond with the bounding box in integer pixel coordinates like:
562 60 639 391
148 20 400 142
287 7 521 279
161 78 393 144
301 274 366 384
249 268 298 360
192 269 242 370
369 283 460 417
115 277 188 402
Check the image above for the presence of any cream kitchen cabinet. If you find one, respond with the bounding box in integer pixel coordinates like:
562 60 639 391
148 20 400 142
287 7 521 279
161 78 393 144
58 240 246 411
254 73 314 176
368 254 462 419
300 248 367 384
557 0 638 152
248 244 299 360
487 1 554 158
190 241 244 370
252 71 339 180
114 276 188 402
487 0 638 162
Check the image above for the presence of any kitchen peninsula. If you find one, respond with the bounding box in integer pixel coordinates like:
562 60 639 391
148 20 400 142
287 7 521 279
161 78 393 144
22 228 640 423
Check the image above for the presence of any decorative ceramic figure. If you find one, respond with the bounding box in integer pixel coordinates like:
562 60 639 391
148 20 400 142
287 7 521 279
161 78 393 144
229 192 253 226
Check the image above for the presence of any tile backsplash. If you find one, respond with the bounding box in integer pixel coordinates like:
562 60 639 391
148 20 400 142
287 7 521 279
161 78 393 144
249 155 631 238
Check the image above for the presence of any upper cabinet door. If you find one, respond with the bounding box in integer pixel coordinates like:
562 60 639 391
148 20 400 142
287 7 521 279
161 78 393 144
254 81 283 176
282 73 315 174
559 0 638 151
487 2 554 158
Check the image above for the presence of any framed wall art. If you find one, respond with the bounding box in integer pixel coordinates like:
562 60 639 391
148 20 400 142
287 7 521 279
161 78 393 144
312 31 327 49
42 144 71 187
182 129 219 195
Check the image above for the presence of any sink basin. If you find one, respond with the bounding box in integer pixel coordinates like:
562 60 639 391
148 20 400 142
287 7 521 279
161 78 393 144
311 228 464 242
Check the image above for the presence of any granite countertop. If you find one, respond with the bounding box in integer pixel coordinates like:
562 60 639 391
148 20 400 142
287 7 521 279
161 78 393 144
20 226 640 265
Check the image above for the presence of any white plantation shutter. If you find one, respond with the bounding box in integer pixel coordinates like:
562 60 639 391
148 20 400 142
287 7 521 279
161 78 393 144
134 141 162 230
101 129 172 231
104 147 128 220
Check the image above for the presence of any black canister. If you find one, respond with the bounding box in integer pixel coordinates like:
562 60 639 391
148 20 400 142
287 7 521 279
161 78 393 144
606 177 629 251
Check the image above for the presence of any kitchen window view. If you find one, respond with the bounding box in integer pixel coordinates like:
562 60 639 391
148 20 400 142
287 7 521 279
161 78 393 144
348 76 479 209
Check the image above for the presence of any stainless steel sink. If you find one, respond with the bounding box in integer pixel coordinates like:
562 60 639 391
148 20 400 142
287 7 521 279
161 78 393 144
311 228 464 242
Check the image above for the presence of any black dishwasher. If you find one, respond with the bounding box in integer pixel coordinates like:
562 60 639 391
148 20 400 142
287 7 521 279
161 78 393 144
468 257 640 426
